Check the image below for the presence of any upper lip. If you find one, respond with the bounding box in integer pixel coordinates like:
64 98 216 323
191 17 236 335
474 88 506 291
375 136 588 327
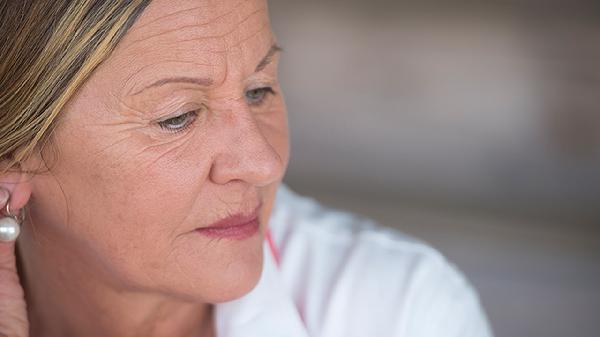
198 203 262 230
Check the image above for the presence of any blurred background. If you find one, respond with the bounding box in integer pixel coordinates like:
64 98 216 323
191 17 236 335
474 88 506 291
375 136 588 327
269 0 600 336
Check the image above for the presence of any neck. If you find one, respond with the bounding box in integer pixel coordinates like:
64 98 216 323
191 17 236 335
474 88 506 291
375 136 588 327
16 226 215 337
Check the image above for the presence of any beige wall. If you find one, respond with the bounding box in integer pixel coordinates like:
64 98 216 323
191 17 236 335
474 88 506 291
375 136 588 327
270 0 600 220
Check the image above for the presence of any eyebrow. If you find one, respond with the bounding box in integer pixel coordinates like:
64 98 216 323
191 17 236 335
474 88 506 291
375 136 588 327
131 76 214 95
131 43 282 96
255 43 283 72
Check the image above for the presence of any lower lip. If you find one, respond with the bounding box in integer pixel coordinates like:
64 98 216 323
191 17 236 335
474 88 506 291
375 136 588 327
195 218 260 240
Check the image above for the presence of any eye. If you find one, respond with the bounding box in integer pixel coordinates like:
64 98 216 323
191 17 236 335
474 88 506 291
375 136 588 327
245 87 275 106
157 110 199 133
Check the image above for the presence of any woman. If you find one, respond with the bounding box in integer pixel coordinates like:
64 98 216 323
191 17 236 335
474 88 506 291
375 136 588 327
0 1 493 336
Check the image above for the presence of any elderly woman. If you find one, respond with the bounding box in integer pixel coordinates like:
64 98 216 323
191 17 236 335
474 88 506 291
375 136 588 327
0 1 493 336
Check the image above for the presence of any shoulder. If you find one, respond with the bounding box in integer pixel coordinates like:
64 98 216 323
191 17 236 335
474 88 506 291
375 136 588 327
269 184 493 337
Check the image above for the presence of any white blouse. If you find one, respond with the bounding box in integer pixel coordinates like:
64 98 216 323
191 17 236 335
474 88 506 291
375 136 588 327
215 184 494 337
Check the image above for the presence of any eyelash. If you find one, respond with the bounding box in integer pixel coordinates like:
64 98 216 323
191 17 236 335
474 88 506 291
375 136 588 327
157 110 199 133
157 87 276 133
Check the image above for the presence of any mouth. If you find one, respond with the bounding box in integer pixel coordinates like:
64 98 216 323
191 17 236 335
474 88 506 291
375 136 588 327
194 203 262 240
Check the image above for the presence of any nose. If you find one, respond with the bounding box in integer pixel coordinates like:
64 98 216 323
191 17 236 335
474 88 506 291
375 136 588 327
209 107 285 187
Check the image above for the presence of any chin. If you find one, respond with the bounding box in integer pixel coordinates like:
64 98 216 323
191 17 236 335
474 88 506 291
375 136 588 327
205 248 265 304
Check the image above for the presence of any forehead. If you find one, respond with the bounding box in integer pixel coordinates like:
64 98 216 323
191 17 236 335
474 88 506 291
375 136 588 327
97 0 273 94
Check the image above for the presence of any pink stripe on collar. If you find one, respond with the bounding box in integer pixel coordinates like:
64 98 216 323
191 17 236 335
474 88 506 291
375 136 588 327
266 228 281 268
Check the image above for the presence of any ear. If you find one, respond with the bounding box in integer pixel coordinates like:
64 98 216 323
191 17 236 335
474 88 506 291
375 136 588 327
0 158 37 213
0 169 33 213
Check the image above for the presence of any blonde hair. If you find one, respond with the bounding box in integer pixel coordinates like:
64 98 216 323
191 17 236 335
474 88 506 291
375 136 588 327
0 0 151 174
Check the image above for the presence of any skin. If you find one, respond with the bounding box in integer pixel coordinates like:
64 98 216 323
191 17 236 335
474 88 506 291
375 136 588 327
0 0 289 336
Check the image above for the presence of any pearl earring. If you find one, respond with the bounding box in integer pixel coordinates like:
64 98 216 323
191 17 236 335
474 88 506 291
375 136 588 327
0 198 22 242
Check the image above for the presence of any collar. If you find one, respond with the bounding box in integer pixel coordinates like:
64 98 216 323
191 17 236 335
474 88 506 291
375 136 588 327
214 232 311 337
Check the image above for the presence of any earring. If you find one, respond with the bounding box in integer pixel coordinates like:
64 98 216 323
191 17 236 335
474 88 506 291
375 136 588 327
0 198 21 242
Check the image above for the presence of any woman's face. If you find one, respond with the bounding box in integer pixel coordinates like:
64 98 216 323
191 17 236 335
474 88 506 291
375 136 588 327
27 0 288 302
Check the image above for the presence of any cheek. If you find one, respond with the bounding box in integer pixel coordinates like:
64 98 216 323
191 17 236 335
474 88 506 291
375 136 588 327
103 138 210 228
46 124 215 284
94 136 210 239
261 103 291 169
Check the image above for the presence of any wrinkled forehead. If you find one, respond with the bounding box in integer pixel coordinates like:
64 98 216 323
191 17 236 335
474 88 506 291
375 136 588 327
95 0 273 95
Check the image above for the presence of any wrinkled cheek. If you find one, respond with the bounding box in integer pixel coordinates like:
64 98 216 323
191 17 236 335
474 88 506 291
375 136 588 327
81 130 206 217
92 142 214 288
114 142 211 221
46 129 211 283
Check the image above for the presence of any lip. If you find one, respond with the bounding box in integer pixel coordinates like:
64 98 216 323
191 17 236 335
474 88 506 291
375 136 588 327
194 204 261 240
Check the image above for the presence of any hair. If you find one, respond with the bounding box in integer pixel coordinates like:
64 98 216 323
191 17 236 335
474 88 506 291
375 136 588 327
0 0 151 175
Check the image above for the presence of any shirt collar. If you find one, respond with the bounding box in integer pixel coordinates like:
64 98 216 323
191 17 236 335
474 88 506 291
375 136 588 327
214 239 311 337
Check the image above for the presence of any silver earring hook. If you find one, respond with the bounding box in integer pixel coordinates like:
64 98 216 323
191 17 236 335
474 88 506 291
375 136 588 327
6 201 14 217
4 196 23 223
